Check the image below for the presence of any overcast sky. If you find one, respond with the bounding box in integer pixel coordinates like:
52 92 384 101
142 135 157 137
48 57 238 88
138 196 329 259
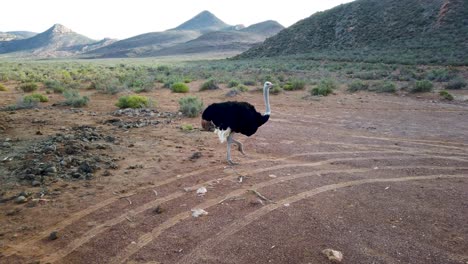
1 0 354 40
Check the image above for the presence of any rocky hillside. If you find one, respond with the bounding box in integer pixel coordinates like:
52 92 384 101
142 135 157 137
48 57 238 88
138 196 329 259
150 21 284 57
171 10 230 33
238 0 468 65
0 31 37 41
0 24 98 57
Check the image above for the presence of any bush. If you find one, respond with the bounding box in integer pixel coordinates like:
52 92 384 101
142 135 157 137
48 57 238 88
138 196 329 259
19 82 38 92
63 90 90 107
311 79 336 96
200 79 219 91
243 80 256 86
0 83 7 91
171 82 189 93
179 96 203 117
439 90 454 101
23 93 49 103
271 86 282 95
445 77 467 90
45 79 66 94
180 124 193 131
237 85 248 92
283 80 305 91
426 69 453 82
347 80 369 92
116 95 151 109
371 81 396 93
411 80 433 93
227 80 240 88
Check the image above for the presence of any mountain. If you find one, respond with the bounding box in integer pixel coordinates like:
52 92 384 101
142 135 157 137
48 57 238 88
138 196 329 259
172 10 230 33
150 21 284 57
238 0 468 64
0 24 96 57
0 31 37 41
86 30 202 58
87 10 230 58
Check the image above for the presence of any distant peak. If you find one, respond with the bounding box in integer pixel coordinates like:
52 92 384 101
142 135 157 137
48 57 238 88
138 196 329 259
49 24 73 34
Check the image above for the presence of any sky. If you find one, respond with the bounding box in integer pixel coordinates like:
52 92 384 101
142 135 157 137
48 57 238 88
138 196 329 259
1 0 354 40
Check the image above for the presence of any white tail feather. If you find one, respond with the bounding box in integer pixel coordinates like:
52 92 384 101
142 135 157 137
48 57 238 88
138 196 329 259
214 128 231 143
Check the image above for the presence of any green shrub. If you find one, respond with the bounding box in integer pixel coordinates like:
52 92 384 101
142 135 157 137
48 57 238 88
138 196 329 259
283 80 305 91
184 78 192 83
227 80 240 88
271 86 282 95
411 80 433 93
19 82 38 92
179 96 203 117
0 83 7 91
116 95 151 109
445 77 467 90
243 80 256 86
45 80 66 94
311 79 337 96
347 80 369 92
63 90 90 107
426 69 453 82
237 84 248 92
200 79 219 91
23 93 49 103
180 124 194 131
371 81 396 93
171 82 189 93
439 90 454 101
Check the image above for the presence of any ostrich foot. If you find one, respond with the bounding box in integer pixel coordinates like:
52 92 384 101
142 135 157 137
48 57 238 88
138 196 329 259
227 159 238 166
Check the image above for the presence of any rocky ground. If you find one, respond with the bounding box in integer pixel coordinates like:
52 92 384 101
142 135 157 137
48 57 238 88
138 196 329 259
0 81 467 264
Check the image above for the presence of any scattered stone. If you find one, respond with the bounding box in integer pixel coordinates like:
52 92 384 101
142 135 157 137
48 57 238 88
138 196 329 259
31 180 41 187
196 187 207 196
36 130 43 135
14 196 27 204
6 208 21 216
102 170 112 177
191 208 208 218
153 205 164 214
190 152 202 161
322 249 343 262
48 231 59 240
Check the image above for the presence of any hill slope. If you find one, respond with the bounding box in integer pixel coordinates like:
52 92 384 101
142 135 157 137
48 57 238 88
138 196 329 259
0 24 96 57
238 0 468 64
148 21 284 57
0 31 37 41
172 10 230 33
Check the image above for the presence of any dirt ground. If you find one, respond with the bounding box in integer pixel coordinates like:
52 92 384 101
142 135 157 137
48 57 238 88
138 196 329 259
0 82 467 264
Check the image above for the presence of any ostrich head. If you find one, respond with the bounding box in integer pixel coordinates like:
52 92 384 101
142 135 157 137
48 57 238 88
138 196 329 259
264 81 273 89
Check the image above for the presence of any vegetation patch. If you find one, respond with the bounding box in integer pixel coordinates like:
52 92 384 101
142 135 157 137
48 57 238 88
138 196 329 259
19 82 38 92
200 79 219 91
370 81 396 93
439 90 454 101
227 80 240 88
411 80 433 93
0 83 7 91
62 90 90 107
171 82 190 93
311 79 336 96
283 79 305 91
116 95 151 109
180 124 194 131
445 77 467 90
347 80 369 92
23 93 49 103
179 96 203 117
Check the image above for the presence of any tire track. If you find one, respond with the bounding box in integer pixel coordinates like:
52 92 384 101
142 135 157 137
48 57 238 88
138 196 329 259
177 174 468 264
37 153 422 263
111 168 468 264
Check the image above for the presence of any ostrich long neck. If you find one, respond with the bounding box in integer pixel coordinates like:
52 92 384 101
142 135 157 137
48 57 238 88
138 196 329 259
263 84 271 116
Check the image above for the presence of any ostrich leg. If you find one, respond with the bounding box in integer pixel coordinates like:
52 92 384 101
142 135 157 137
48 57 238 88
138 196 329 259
231 136 246 155
227 134 237 165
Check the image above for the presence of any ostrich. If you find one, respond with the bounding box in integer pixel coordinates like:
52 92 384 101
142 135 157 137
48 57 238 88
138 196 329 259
201 81 273 165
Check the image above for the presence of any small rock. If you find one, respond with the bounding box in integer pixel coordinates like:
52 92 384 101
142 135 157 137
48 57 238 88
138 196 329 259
36 130 43 135
190 152 202 161
14 196 27 204
48 231 58 240
6 208 21 216
322 248 343 262
2 142 11 148
46 166 57 174
191 208 208 218
196 187 207 196
102 170 112 177
153 205 164 214
31 180 41 187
